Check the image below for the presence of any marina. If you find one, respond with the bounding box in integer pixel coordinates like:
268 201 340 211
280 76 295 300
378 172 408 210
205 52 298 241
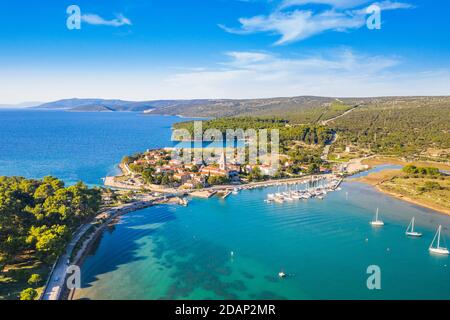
263 176 343 204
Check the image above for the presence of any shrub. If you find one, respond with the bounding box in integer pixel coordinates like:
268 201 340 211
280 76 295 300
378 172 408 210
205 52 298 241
27 274 42 286
418 181 442 192
20 288 38 300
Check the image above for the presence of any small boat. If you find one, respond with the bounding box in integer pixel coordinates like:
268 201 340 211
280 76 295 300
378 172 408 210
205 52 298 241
405 217 422 237
232 188 239 195
429 225 449 255
291 194 301 200
178 197 189 206
273 197 284 204
370 208 384 227
278 271 286 278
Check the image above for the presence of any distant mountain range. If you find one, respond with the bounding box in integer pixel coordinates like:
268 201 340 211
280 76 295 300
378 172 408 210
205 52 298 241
28 96 450 123
32 98 219 113
31 96 352 116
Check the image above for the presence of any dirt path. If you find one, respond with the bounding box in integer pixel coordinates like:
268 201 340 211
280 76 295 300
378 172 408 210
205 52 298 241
321 105 359 125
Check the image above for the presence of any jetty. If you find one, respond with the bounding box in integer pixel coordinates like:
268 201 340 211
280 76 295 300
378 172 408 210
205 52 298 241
190 190 217 199
220 190 232 199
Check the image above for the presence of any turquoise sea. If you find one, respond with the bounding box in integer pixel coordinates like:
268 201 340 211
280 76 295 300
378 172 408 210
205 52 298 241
1 110 449 299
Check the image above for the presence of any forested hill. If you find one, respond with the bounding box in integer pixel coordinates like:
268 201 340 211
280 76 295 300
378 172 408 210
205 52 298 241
32 96 346 117
33 96 450 158
0 176 101 300
173 96 450 159
33 96 450 127
32 98 219 113
329 97 450 158
32 96 356 122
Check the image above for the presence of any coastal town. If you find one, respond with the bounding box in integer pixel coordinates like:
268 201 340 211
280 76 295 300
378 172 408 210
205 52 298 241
104 146 349 198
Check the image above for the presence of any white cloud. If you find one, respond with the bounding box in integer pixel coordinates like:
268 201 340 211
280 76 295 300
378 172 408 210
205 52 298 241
375 0 415 10
81 13 132 27
221 1 414 44
352 1 415 14
221 9 366 44
279 0 371 9
161 50 450 98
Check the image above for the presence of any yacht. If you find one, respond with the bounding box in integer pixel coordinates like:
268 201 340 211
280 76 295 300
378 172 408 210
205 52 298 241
429 225 449 255
370 208 385 227
405 217 422 237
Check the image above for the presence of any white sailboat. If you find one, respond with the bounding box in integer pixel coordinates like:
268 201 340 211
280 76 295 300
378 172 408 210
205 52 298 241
429 225 449 255
370 208 384 227
405 217 422 237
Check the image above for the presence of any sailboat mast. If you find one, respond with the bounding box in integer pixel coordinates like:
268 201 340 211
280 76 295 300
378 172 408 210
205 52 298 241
430 228 438 248
437 225 441 248
411 217 415 232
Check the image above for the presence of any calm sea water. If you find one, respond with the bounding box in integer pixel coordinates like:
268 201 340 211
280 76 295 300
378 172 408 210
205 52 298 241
1 110 449 299
0 110 185 185
71 181 450 300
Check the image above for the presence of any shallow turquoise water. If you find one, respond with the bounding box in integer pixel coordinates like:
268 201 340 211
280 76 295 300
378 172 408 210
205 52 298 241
74 180 450 300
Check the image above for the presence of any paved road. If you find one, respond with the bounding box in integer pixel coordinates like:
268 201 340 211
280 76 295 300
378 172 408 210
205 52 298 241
41 199 157 300
41 222 95 300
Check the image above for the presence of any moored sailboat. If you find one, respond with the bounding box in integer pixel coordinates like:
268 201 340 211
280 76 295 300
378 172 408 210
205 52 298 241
429 225 449 255
405 217 422 237
370 208 384 227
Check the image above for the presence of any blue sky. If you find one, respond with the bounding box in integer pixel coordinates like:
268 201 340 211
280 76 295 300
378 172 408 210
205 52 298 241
0 0 449 103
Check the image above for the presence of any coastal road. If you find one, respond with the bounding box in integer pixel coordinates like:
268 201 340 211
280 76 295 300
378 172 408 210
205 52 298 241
41 222 95 300
41 199 158 300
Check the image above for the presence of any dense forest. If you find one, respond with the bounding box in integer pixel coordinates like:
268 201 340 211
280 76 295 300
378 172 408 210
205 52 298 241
143 96 357 123
330 97 450 158
0 176 101 299
172 96 450 160
173 117 334 147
